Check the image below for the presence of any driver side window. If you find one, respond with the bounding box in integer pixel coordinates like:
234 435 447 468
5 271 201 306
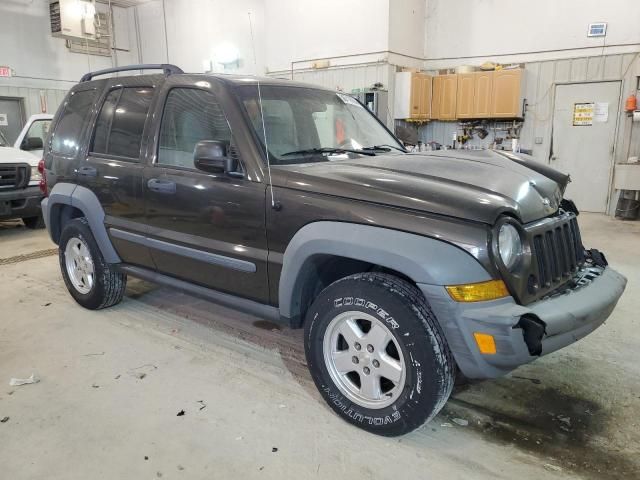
158 88 232 169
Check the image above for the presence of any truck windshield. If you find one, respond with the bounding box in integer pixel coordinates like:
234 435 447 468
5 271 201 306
235 85 405 165
0 130 7 147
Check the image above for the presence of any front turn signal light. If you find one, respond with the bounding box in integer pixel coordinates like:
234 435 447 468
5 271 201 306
473 332 497 355
445 279 509 302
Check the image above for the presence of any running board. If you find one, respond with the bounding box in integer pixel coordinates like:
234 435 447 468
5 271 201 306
117 264 283 324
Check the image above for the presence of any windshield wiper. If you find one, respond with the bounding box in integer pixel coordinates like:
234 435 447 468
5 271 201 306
361 144 407 153
281 147 376 157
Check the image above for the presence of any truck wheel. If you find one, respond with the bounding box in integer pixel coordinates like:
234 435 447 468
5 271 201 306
59 217 126 310
22 214 45 229
304 272 454 436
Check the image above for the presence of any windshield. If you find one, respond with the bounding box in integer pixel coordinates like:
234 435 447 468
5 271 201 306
0 130 7 147
235 85 404 165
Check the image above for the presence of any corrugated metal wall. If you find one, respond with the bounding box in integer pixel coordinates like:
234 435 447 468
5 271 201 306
279 62 397 127
0 85 68 123
420 53 639 168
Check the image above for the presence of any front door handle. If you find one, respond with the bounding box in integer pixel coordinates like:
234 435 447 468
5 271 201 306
78 166 97 177
147 178 176 194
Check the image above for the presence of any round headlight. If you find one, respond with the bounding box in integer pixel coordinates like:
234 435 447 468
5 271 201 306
498 223 523 270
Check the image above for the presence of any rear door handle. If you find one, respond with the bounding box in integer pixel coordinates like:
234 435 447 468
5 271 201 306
147 178 176 194
77 166 97 177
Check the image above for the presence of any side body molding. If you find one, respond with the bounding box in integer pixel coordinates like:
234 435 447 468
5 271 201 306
41 182 121 263
278 221 492 319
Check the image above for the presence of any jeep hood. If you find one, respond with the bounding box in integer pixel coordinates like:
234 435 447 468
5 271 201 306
277 150 567 224
0 146 40 167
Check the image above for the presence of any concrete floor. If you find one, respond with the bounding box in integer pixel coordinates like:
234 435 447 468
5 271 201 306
0 214 638 479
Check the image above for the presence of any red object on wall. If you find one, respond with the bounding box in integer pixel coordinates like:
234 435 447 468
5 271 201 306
625 93 637 112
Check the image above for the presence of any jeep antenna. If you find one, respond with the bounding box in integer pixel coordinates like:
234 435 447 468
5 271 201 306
248 11 276 209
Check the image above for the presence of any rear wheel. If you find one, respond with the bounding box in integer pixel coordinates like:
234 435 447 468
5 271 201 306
304 272 454 436
59 218 126 310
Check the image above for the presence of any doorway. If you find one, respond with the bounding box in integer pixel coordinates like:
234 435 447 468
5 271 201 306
0 97 26 145
551 81 621 213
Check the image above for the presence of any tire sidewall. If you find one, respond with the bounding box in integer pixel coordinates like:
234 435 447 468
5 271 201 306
305 275 450 436
59 219 108 309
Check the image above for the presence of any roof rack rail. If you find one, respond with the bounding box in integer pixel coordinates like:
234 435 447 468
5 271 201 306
80 64 184 82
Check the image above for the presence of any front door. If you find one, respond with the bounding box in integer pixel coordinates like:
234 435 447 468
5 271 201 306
551 81 621 213
0 97 25 144
143 86 269 303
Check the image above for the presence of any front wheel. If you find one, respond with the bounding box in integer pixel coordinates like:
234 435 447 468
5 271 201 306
304 272 454 436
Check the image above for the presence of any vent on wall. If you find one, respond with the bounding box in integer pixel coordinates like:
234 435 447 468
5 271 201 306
66 11 112 57
588 22 607 37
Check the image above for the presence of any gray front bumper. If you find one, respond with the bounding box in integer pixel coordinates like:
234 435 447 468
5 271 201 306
420 267 627 379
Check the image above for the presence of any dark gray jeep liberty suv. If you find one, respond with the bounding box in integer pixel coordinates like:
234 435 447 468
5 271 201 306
41 64 626 436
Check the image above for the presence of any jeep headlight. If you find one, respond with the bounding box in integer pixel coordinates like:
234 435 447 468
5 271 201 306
30 165 42 183
497 223 523 270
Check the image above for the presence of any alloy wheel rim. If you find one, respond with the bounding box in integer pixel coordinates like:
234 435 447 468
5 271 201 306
323 311 406 409
64 237 95 295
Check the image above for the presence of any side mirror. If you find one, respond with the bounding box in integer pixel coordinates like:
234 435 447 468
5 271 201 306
21 137 44 151
193 140 237 174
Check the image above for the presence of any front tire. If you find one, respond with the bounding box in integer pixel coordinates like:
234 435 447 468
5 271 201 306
59 217 126 310
304 272 454 436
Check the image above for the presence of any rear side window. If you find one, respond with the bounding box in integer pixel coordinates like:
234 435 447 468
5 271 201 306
51 89 97 157
92 87 153 159
158 88 231 168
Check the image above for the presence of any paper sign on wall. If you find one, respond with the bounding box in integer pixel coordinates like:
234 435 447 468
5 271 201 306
573 103 594 126
594 102 609 122
0 114 7 126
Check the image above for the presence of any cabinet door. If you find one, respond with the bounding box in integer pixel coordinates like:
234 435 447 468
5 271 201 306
419 74 432 119
409 73 422 119
439 74 458 120
491 69 522 118
431 75 442 119
456 73 475 118
473 71 493 118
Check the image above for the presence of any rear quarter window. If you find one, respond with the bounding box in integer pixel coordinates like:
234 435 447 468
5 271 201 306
51 89 98 157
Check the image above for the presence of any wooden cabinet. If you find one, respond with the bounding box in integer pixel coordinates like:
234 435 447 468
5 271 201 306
432 74 457 120
456 73 475 119
394 71 432 120
473 71 493 117
396 68 523 121
491 69 523 118
418 74 432 118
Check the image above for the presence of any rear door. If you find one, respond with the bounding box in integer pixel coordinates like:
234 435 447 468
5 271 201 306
143 83 269 302
79 83 156 268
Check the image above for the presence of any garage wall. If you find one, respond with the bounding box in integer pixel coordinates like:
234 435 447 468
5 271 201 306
0 1 139 91
421 54 639 161
135 0 265 75
424 0 640 69
0 86 68 120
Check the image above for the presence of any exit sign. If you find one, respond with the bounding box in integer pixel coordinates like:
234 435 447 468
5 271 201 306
0 66 12 78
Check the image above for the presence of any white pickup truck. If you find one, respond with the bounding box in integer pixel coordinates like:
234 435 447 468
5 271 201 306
0 114 53 228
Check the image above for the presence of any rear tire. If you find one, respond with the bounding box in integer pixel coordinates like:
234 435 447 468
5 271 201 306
59 217 126 310
304 272 454 436
23 214 45 229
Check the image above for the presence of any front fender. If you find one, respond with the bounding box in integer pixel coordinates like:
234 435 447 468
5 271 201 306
278 221 492 319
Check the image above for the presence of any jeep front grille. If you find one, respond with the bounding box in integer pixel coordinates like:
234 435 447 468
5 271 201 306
0 163 29 190
527 213 584 296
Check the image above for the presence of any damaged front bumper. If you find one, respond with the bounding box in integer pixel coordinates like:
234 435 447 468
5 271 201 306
420 264 627 379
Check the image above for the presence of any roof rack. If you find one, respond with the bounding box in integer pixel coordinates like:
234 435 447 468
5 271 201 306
80 64 184 82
